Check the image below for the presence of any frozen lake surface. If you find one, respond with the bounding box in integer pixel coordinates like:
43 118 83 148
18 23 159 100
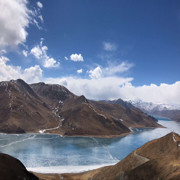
0 118 179 173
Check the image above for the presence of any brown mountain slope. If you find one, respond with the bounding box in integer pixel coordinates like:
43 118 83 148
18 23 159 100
31 82 161 136
0 79 161 136
152 109 180 122
57 132 180 180
30 82 75 106
59 95 131 136
0 153 38 180
92 100 161 128
0 79 59 133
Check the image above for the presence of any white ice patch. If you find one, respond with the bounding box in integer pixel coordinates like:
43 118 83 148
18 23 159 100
27 164 116 174
172 133 177 142
38 125 60 134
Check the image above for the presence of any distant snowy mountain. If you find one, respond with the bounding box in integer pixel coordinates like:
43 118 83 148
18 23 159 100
129 99 180 112
129 99 180 122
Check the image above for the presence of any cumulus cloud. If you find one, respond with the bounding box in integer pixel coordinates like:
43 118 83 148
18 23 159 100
23 65 42 82
64 56 68 60
30 39 60 68
31 46 42 59
70 53 84 62
43 58 59 68
37 2 43 9
0 56 21 80
1 54 179 105
0 0 44 48
0 0 30 47
118 82 180 105
0 56 42 83
77 69 83 74
22 50 28 57
89 66 102 79
44 75 180 106
88 62 133 79
103 42 117 51
45 76 133 100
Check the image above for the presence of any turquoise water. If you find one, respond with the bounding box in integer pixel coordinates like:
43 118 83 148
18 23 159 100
152 115 171 121
0 119 179 173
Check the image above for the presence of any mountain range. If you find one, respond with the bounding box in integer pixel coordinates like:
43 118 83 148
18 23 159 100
130 100 180 122
0 79 161 136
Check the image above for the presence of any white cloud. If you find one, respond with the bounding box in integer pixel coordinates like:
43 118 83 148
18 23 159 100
118 82 180 105
89 66 102 79
0 0 30 47
70 53 84 62
44 75 180 106
103 62 134 76
45 76 133 100
23 65 42 83
38 15 43 23
64 56 68 60
37 2 43 9
22 50 28 57
103 42 117 51
88 62 133 79
0 56 21 80
0 56 42 83
33 19 42 30
44 57 59 68
0 54 179 106
77 69 83 74
31 45 42 59
30 39 60 68
0 49 6 55
0 0 44 48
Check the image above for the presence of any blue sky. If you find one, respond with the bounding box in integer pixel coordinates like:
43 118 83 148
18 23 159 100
0 0 180 104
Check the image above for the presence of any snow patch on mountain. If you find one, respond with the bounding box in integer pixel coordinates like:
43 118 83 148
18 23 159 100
129 99 180 112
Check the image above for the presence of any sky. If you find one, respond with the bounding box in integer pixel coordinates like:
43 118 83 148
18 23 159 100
0 0 180 105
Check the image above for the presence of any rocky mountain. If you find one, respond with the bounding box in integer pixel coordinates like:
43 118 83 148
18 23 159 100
0 79 161 136
0 153 38 180
104 98 136 109
59 132 180 180
0 79 59 133
31 82 161 136
92 100 160 129
59 95 130 137
130 100 180 122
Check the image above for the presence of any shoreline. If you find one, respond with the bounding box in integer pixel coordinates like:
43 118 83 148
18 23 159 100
0 125 165 138
27 163 116 174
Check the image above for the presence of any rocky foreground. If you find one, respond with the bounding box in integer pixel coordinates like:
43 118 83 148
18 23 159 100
1 132 180 180
0 79 161 137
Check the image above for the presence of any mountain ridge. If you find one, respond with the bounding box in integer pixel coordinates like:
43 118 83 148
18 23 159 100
130 99 180 122
0 79 162 136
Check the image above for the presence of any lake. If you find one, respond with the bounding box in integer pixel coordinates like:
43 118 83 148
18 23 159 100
0 118 180 173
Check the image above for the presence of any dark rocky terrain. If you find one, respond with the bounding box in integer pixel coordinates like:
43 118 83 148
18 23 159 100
0 79 59 133
0 153 38 180
0 79 161 136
